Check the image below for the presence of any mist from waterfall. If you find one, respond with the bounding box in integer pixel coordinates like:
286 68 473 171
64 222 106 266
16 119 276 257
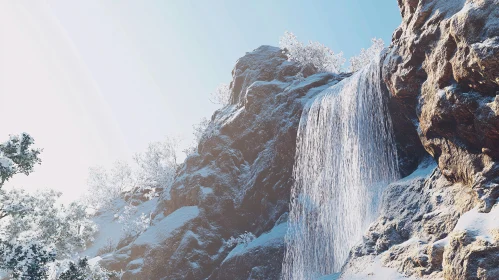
282 55 399 279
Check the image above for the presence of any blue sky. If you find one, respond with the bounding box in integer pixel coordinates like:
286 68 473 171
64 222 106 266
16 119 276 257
0 0 401 201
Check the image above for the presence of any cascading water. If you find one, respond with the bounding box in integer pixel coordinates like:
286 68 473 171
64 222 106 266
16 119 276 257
282 55 399 279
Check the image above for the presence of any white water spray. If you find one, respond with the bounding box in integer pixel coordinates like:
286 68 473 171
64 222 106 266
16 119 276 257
282 56 399 279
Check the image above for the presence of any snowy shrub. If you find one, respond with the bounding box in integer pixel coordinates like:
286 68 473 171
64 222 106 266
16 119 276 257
279 31 345 74
209 83 231 106
0 133 41 187
226 232 256 247
117 205 151 239
348 38 385 72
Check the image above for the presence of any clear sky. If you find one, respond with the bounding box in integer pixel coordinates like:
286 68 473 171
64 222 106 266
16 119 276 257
0 0 401 202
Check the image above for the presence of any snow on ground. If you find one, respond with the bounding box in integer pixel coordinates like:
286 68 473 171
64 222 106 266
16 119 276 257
133 205 199 246
224 221 287 262
452 204 499 242
341 255 415 280
396 158 436 184
82 197 159 257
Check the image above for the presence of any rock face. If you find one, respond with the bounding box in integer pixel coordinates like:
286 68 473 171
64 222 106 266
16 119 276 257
345 0 499 279
343 160 477 279
96 46 345 279
384 0 499 210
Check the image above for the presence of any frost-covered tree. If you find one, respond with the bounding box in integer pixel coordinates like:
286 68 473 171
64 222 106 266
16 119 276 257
348 38 385 72
209 83 231 106
0 133 111 279
0 189 97 258
183 117 211 157
279 31 345 73
0 133 41 187
82 138 181 212
0 241 56 280
116 205 150 239
83 161 135 211
133 137 179 193
0 189 98 279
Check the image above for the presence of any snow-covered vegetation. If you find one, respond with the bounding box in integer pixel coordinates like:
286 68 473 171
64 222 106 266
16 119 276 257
117 205 151 239
279 31 385 74
0 189 96 258
210 83 231 106
348 38 385 72
54 257 119 280
226 232 256 247
183 117 211 157
82 137 181 212
279 31 345 73
0 134 116 279
0 133 41 187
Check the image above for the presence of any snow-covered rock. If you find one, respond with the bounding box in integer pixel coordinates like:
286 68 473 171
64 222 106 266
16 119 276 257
86 46 345 279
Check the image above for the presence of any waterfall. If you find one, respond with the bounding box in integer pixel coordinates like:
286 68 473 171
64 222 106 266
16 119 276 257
282 55 399 279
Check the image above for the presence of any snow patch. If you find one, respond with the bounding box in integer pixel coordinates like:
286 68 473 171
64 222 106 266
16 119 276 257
452 205 499 242
341 255 415 280
200 186 213 197
224 222 287 262
83 198 159 257
396 159 436 184
133 206 199 247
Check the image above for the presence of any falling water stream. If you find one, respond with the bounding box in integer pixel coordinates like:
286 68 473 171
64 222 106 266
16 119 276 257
282 55 399 279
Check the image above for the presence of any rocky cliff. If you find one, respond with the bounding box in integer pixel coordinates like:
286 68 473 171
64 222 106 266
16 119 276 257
345 0 499 279
92 0 499 279
94 46 347 279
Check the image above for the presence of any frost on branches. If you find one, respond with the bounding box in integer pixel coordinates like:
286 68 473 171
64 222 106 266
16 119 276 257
0 189 97 258
83 137 181 211
279 31 345 74
209 83 231 106
183 117 215 158
116 205 151 239
348 38 385 72
133 137 179 195
0 189 98 279
83 162 135 211
0 133 41 187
